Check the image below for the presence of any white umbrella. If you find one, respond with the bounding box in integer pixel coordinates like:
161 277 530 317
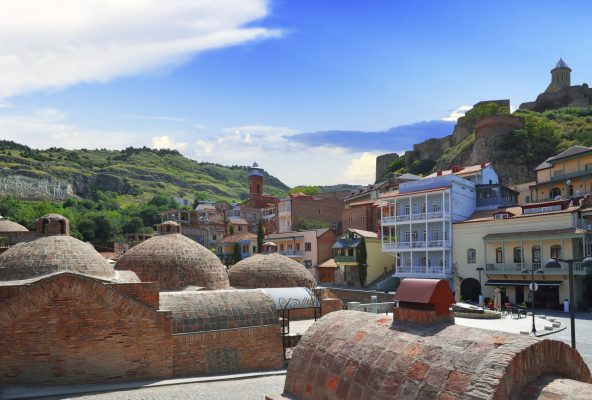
494 288 501 312
454 286 461 303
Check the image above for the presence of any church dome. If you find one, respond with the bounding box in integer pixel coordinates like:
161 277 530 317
0 235 119 281
229 253 316 288
0 220 28 232
115 233 230 290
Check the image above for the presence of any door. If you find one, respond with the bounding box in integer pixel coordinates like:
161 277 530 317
516 286 524 305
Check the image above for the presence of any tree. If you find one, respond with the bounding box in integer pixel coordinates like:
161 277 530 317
122 217 144 234
232 243 242 264
257 221 264 253
77 218 96 241
288 186 320 196
356 237 368 287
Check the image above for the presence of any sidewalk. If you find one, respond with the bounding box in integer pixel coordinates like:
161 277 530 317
0 370 287 400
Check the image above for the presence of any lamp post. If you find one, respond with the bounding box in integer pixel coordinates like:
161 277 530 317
521 265 544 335
476 266 484 305
544 256 592 348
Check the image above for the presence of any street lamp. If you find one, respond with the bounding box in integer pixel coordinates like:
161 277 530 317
476 267 484 305
521 265 544 335
544 256 592 348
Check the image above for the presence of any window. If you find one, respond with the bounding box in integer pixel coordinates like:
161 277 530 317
549 188 561 199
494 213 509 220
212 234 217 241
242 245 248 253
532 245 541 264
432 202 441 212
360 216 365 222
496 247 503 263
467 249 476 264
412 231 418 241
413 203 419 215
280 244 285 251
405 258 412 267
404 231 410 242
318 208 323 214
432 229 439 240
513 247 522 263
252 246 257 253
421 202 426 213
421 257 431 266
238 225 243 232
404 204 410 215
439 258 445 267
422 230 427 241
551 245 562 259
305 242 312 252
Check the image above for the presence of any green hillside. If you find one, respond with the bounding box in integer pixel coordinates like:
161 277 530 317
378 105 592 183
0 142 289 242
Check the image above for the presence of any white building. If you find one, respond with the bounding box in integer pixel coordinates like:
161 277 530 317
380 174 478 286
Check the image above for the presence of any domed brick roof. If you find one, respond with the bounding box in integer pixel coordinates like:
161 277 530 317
0 220 28 232
229 253 316 288
115 233 230 290
0 235 119 281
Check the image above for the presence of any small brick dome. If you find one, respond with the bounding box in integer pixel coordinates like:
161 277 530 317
229 253 316 288
0 220 28 232
0 235 119 281
115 233 230 290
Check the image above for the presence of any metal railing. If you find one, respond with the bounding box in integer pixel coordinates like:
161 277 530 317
395 265 453 275
485 262 588 274
347 302 395 315
382 240 451 251
381 211 451 225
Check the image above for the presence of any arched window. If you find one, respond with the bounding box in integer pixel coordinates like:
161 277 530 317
405 258 412 267
421 257 431 266
467 249 476 264
513 247 522 264
496 247 503 263
551 245 562 260
549 188 561 199
532 245 541 265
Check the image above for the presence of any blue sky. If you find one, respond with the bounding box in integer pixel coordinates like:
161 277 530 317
1 1 592 186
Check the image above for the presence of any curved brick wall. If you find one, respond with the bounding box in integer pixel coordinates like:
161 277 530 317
160 289 278 334
0 273 172 384
229 253 316 289
115 233 230 291
0 235 117 281
281 311 591 400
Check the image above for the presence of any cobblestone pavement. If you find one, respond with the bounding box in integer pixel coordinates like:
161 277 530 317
33 375 286 400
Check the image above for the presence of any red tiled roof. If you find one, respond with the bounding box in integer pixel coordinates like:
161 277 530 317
424 162 491 179
456 200 581 224
379 186 451 198
219 233 257 243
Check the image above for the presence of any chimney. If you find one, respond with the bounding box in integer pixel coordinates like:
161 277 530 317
481 162 486 168
393 279 455 324
436 170 443 176
451 166 463 173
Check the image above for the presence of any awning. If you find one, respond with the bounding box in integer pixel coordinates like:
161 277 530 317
318 258 337 268
485 280 562 287
259 287 320 310
262 241 277 246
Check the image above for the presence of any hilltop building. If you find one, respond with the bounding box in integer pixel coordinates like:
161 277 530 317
545 58 571 93
160 207 225 248
277 191 346 234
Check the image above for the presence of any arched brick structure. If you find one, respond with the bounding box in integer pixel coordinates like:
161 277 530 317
0 235 132 282
35 213 70 236
0 273 173 384
276 311 591 400
229 253 316 289
115 230 230 290
160 290 283 376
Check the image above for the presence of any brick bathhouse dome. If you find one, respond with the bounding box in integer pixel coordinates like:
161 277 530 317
0 235 121 281
0 220 28 232
115 223 230 291
229 253 316 288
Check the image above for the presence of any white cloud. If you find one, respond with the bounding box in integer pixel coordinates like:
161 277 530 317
123 114 187 123
0 110 140 149
0 0 281 99
342 152 379 184
151 135 188 151
441 105 471 121
0 100 13 108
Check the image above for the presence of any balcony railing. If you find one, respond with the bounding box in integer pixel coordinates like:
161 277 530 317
382 240 451 252
381 211 450 225
334 255 356 262
549 167 592 183
485 261 588 274
395 265 453 276
278 250 304 257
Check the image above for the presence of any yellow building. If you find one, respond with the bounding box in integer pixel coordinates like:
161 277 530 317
332 228 394 287
453 199 591 310
531 146 592 202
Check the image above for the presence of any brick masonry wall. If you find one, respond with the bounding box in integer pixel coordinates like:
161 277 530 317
320 287 395 304
292 196 344 234
172 325 283 376
281 310 591 400
107 282 160 309
0 273 173 384
317 231 337 266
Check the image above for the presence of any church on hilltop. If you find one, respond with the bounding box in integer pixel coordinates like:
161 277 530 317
544 58 571 93
520 57 592 111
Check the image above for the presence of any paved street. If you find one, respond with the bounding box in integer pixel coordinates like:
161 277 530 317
32 375 286 400
543 311 592 370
